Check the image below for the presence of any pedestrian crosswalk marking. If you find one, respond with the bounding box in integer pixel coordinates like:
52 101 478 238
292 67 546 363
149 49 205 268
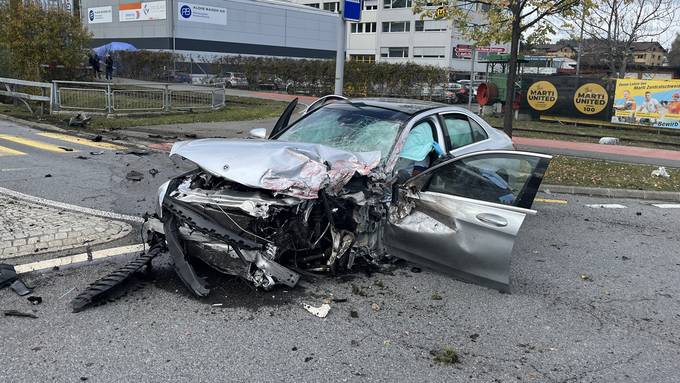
0 145 26 157
651 203 680 209
0 134 78 153
37 132 125 150
585 204 627 209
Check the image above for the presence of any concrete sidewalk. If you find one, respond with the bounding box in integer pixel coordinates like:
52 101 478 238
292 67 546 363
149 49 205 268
514 137 680 167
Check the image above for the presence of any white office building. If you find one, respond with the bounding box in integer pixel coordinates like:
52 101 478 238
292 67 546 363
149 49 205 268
290 0 509 73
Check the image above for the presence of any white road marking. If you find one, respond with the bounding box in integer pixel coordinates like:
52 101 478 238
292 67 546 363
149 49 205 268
652 203 680 209
585 204 628 209
0 186 144 223
14 244 145 274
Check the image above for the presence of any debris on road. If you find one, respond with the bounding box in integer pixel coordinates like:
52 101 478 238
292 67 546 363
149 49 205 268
27 296 43 305
1 264 33 296
148 168 160 177
410 267 422 273
68 113 91 127
371 303 381 311
184 133 198 138
580 274 593 281
431 293 442 300
91 135 102 142
302 303 331 318
125 170 144 182
4 310 38 319
59 146 74 152
90 151 105 156
44 174 52 178
350 310 359 318
651 166 670 178
598 137 620 145
76 155 89 160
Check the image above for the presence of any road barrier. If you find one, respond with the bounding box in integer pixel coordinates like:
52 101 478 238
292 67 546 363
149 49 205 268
0 77 226 116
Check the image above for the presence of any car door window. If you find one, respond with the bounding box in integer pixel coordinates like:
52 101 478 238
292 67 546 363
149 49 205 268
443 114 488 149
424 153 547 209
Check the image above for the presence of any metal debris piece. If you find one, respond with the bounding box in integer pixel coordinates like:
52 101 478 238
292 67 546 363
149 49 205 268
90 151 105 155
125 170 144 182
11 280 32 296
303 303 331 318
4 310 38 319
1 264 33 296
70 247 162 313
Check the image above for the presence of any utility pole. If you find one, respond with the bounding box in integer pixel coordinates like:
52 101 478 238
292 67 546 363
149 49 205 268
468 46 476 110
334 3 346 96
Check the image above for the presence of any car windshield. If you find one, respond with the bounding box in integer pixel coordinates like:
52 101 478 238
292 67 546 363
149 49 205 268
277 103 408 160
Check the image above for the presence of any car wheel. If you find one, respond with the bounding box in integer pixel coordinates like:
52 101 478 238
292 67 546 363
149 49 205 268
226 82 233 88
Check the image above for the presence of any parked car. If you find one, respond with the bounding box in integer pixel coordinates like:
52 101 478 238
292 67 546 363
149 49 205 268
256 76 285 91
217 72 249 88
157 70 192 83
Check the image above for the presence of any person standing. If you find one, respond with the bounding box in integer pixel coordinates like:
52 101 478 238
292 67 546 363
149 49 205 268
89 52 101 79
105 54 114 81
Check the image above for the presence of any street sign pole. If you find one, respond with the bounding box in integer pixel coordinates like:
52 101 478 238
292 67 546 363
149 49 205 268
334 11 346 95
468 46 476 110
335 0 361 96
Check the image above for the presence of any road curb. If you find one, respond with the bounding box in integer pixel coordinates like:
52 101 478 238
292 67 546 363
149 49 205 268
541 184 680 202
0 113 154 152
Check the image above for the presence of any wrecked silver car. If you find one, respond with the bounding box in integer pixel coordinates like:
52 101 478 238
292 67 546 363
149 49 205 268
73 97 551 311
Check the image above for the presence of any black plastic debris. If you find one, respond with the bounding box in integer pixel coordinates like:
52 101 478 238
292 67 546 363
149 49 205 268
58 147 74 152
90 151 104 155
44 174 52 178
148 168 159 177
4 310 38 319
1 264 32 296
410 266 422 273
123 150 150 156
184 133 198 138
126 170 144 182
68 113 91 127
27 296 43 305
91 135 102 142
76 155 89 160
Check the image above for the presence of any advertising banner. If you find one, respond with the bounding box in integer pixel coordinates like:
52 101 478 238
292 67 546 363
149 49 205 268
119 1 167 22
612 79 680 129
178 2 227 25
522 76 614 121
87 6 112 23
454 45 506 59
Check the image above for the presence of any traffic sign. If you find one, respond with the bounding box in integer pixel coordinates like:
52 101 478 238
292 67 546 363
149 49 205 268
343 0 361 22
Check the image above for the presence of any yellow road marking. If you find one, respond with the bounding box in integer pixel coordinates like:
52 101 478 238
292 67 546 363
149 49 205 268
0 145 26 157
37 132 125 150
535 198 568 204
0 134 77 153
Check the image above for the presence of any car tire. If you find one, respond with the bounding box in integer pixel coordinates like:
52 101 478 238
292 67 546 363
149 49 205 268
226 82 233 88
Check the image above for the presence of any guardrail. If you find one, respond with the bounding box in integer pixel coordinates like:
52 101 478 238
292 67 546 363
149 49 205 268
0 77 53 115
52 81 226 115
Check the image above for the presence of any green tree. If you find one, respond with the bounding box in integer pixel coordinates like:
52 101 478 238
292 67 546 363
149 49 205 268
414 0 588 136
0 1 91 81
668 33 680 67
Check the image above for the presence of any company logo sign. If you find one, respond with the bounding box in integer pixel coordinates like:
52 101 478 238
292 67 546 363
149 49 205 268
177 2 226 25
527 81 558 111
180 4 192 18
87 6 112 24
574 83 608 115
119 1 166 22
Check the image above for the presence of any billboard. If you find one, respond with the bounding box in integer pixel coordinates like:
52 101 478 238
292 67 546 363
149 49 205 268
119 1 167 22
522 76 614 121
612 79 680 129
178 2 227 25
88 6 112 23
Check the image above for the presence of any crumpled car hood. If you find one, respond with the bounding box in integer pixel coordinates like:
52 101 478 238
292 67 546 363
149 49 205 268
170 139 381 199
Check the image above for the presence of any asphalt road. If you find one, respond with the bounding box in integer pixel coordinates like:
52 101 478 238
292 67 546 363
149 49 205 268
1 121 679 382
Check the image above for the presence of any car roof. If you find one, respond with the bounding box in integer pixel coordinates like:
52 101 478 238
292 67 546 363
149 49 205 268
348 98 446 115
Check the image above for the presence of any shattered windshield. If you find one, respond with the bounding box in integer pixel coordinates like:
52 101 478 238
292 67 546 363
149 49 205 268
277 103 408 160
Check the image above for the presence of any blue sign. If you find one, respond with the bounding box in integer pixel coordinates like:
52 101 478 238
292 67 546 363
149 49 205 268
88 9 95 21
180 4 192 18
343 0 361 22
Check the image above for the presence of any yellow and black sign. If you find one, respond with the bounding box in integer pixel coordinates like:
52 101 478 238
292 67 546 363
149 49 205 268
527 81 558 111
573 83 608 115
434 7 447 18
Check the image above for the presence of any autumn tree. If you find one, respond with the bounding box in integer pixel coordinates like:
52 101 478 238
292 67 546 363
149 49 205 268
414 0 588 136
578 0 676 78
0 1 91 81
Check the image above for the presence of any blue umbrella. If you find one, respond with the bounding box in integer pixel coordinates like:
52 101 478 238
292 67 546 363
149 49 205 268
93 42 138 57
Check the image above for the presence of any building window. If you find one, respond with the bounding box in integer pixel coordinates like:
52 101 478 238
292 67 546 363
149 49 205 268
323 2 340 12
351 22 377 33
350 54 376 63
413 46 445 58
304 3 320 8
415 20 447 32
363 0 378 10
383 0 412 9
382 21 410 33
380 47 409 58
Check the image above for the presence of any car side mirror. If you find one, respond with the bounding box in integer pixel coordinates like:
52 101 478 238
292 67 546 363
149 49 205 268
248 128 267 139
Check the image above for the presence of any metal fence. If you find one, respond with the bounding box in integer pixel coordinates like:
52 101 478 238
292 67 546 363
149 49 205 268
52 81 227 114
0 77 53 115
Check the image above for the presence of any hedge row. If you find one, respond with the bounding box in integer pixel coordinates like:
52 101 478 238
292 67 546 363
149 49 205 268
114 52 450 98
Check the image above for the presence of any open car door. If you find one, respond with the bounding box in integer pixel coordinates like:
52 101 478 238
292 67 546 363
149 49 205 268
385 150 552 292
269 98 298 138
